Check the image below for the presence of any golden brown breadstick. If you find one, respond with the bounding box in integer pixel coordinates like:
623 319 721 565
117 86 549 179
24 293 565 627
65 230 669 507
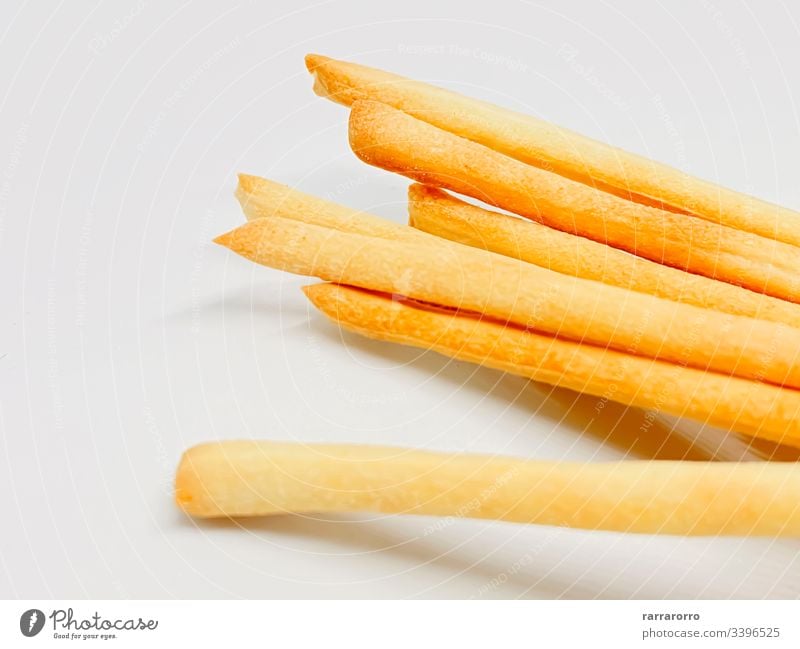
307 53 800 247
236 173 419 241
303 283 800 447
349 100 800 303
236 173 800 328
408 184 800 328
176 439 800 535
214 215 800 389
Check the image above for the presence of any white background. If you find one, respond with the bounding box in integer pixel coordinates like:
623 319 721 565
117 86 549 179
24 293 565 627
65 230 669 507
3 0 800 599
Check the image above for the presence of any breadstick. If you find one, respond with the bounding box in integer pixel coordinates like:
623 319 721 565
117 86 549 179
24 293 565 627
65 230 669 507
236 173 418 241
348 100 800 303
236 173 800 328
303 283 800 447
307 53 800 247
176 439 800 535
214 215 800 389
408 184 800 328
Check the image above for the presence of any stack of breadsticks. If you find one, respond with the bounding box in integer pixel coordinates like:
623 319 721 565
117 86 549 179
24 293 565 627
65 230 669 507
176 55 800 537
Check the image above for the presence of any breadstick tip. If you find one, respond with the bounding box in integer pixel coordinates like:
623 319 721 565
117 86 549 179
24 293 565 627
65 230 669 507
236 173 293 204
213 223 260 259
407 182 426 202
301 282 319 296
305 53 340 101
301 282 317 296
407 183 431 226
407 184 452 228
212 229 236 248
303 282 350 314
304 53 331 72
237 172 258 193
348 100 404 164
174 443 215 516
408 183 446 202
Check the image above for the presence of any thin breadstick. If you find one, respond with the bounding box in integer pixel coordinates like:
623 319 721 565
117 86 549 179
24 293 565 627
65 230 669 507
214 215 800 389
236 173 419 241
307 53 800 247
176 439 800 535
237 173 800 329
303 283 800 447
408 184 800 328
348 100 800 303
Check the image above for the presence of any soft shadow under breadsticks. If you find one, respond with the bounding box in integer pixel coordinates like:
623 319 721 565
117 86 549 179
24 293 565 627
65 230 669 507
299 282 800 448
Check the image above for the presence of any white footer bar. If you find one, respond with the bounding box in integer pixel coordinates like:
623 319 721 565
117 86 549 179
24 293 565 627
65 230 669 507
1 600 795 647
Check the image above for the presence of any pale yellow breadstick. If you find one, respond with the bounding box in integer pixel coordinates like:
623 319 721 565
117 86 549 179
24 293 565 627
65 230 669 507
307 53 800 247
236 173 419 240
303 282 800 447
214 215 800 389
408 184 800 328
348 100 800 303
176 440 800 535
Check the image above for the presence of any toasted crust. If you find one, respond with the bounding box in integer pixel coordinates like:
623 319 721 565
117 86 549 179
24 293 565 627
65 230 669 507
408 184 800 328
307 53 800 247
214 215 800 389
348 100 800 303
